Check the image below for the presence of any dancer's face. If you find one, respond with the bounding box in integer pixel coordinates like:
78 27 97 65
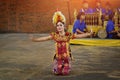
56 22 65 32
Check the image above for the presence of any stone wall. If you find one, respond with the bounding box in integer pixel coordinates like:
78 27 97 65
0 0 119 33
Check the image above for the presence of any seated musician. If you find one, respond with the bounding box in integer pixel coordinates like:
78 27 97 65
104 2 113 21
106 14 117 38
73 12 88 34
93 0 106 26
80 0 93 14
104 2 113 16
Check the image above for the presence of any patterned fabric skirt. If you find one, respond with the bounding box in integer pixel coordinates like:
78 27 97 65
53 58 71 75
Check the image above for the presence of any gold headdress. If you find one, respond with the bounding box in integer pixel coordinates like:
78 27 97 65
52 11 66 26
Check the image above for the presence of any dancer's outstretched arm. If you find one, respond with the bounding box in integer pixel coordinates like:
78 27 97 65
29 34 52 42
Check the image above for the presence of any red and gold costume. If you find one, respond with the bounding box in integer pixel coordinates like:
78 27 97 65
50 32 75 75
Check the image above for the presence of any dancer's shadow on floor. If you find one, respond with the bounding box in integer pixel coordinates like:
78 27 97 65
28 65 119 80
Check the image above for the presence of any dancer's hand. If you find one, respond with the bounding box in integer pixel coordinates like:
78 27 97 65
117 31 120 37
87 32 93 37
29 34 34 40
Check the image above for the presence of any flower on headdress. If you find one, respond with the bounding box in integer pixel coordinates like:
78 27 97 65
52 11 66 26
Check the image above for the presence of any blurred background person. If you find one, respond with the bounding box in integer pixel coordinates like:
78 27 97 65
93 0 106 14
104 1 113 16
80 0 93 14
93 0 106 26
103 1 114 21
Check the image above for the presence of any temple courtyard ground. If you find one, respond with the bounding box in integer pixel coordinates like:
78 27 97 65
0 33 120 80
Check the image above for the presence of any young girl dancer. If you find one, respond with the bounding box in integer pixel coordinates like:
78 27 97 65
30 11 92 75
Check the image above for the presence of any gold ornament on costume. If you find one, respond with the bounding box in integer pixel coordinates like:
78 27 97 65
52 11 66 26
